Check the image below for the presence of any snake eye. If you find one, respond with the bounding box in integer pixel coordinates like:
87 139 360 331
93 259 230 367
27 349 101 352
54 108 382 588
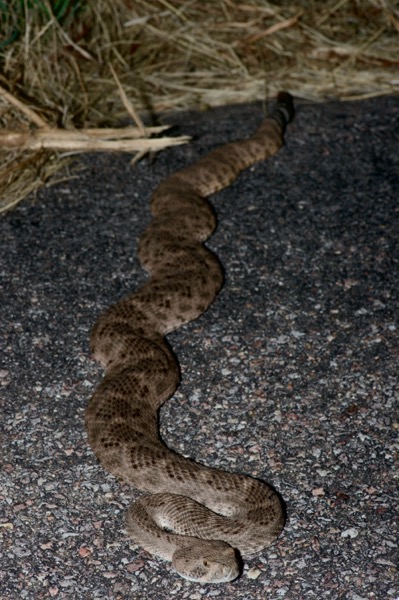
203 560 209 567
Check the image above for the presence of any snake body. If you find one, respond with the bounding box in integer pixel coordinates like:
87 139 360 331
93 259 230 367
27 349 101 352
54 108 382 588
86 93 294 582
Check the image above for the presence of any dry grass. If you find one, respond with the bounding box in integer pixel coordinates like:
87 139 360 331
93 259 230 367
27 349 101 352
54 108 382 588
0 0 398 211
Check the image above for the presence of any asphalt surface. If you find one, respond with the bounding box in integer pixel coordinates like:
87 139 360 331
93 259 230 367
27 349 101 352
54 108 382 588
1 95 398 600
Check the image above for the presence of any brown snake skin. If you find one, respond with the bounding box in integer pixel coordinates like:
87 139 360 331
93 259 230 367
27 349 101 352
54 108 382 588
86 92 295 583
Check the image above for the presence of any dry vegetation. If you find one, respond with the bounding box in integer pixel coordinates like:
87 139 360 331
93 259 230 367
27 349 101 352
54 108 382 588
0 0 398 211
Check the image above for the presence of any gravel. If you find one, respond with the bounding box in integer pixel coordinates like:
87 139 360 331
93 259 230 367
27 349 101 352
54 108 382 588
1 95 398 600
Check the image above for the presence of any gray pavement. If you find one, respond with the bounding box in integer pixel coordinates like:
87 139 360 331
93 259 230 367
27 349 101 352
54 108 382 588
1 95 398 600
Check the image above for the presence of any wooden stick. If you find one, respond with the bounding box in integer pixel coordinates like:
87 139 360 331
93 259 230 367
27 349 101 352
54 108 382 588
77 125 171 138
0 128 190 153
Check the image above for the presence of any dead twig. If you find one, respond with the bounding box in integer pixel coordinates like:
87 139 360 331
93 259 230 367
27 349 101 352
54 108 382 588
0 126 188 153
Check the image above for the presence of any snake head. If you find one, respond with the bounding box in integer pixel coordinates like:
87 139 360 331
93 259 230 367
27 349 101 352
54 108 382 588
172 540 240 583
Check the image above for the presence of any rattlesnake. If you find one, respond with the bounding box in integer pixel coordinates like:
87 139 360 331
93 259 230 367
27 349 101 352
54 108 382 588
85 92 294 583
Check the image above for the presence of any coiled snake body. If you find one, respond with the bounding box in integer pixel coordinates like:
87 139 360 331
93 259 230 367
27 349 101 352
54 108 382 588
86 93 294 583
